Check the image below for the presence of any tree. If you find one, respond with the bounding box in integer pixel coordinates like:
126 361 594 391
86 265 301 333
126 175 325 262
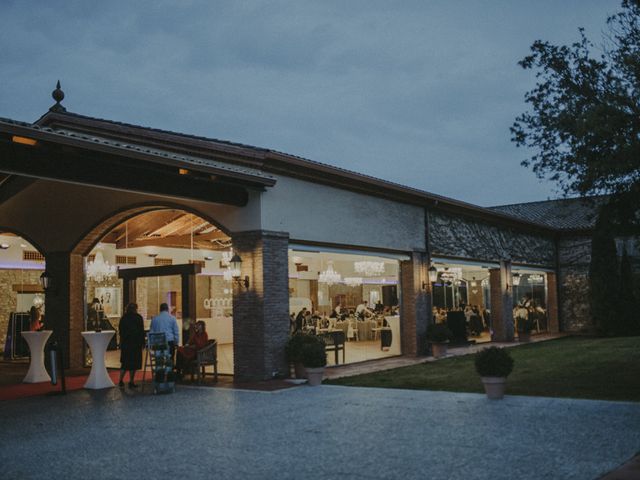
589 214 621 335
511 0 640 221
619 244 640 335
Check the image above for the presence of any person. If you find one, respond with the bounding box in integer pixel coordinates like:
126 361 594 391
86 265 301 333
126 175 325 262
176 320 209 379
117 303 145 388
29 305 43 332
87 298 103 331
150 303 180 360
374 301 384 313
355 301 372 319
294 308 307 333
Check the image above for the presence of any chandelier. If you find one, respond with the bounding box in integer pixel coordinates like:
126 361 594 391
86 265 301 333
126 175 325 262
528 274 544 283
354 261 385 277
319 261 341 285
343 277 363 287
86 250 117 283
221 250 233 266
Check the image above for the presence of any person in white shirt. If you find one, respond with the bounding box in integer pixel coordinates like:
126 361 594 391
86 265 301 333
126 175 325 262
150 303 180 359
355 301 373 319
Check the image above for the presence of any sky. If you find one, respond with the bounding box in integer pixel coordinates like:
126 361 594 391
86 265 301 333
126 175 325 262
0 0 621 207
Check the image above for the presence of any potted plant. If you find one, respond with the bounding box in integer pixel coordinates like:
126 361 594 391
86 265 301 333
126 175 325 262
516 317 535 343
285 333 316 379
300 336 327 386
426 323 452 358
474 346 514 400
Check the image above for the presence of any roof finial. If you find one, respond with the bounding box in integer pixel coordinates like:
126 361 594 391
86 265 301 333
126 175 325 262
49 80 66 112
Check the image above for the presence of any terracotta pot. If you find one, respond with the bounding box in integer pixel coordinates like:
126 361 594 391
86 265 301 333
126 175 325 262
481 376 507 400
294 362 306 379
305 367 324 386
430 341 449 359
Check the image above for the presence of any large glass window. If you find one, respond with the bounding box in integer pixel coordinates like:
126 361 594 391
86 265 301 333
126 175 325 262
431 262 492 344
289 249 402 365
0 234 46 362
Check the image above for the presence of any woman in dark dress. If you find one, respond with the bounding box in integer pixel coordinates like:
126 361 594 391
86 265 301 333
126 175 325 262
118 303 145 388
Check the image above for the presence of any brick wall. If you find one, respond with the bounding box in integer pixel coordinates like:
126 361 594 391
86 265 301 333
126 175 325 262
400 252 429 356
489 263 514 342
232 231 290 382
0 269 43 350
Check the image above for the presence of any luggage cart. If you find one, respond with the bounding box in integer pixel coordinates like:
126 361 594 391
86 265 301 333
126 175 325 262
142 332 176 394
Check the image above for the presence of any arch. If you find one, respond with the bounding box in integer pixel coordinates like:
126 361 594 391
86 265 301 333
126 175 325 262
70 201 232 257
0 225 47 258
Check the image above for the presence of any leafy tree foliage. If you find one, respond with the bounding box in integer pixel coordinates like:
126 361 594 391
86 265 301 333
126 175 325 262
511 1 640 216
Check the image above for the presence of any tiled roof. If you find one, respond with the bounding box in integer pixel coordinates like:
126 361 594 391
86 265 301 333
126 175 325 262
489 196 607 231
0 116 275 186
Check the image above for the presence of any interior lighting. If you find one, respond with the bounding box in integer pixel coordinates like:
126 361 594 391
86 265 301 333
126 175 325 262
12 135 37 146
319 261 341 285
354 261 385 277
86 250 117 283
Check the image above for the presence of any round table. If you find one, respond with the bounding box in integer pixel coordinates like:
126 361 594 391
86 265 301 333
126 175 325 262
81 331 115 389
22 330 52 383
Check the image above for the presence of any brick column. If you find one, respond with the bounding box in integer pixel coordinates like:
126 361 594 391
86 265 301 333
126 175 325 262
232 231 290 382
489 260 514 342
400 251 429 356
546 272 560 333
43 252 85 369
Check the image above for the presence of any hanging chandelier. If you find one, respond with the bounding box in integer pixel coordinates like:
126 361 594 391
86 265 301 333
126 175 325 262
86 250 117 283
344 276 363 287
221 249 233 266
319 261 341 285
528 274 544 283
354 261 385 277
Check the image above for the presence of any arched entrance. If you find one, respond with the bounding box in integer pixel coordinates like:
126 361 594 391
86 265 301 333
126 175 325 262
80 207 235 374
0 230 47 384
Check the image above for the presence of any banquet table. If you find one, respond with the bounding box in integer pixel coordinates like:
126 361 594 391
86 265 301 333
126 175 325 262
81 331 116 389
22 330 52 383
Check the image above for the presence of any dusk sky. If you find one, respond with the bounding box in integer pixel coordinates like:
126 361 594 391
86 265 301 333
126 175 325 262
0 1 620 206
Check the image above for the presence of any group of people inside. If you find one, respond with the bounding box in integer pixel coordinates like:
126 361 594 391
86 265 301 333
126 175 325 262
290 301 399 336
433 303 491 337
114 302 210 388
513 293 547 332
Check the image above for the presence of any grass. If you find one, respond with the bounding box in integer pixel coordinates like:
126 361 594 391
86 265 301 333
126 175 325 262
326 336 640 402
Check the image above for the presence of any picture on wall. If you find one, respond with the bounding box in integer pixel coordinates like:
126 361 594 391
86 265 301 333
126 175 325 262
95 287 122 317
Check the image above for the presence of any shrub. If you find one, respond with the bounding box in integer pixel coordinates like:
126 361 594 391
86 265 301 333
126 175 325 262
426 323 452 343
474 347 514 378
285 333 317 364
300 336 327 368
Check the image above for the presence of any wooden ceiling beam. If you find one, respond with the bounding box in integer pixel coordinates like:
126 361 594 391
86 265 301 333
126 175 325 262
122 229 229 249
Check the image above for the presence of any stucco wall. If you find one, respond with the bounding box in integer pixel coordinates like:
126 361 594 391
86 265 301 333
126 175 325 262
260 175 425 252
428 211 555 267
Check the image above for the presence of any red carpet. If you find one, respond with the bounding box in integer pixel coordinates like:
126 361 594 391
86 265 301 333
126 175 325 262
0 370 147 401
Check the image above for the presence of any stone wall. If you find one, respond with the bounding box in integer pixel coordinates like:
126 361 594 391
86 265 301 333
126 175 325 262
428 211 555 266
557 236 592 332
0 269 43 350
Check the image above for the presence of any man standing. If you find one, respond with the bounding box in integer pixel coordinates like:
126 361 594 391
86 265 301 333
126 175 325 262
150 303 180 359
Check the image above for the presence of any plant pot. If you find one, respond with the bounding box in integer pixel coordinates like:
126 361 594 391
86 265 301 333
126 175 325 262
430 341 449 359
481 376 507 400
294 362 306 379
305 367 324 386
518 332 531 343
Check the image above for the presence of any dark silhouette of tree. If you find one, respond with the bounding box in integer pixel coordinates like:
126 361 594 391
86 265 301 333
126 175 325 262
511 1 640 220
619 244 640 335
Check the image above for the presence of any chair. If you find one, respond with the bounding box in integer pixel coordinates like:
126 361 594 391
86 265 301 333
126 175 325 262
190 339 218 384
323 331 345 365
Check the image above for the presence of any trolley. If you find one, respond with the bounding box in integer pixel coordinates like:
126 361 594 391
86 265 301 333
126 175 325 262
142 332 176 394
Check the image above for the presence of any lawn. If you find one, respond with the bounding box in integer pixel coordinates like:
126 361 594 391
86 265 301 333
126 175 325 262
326 336 640 402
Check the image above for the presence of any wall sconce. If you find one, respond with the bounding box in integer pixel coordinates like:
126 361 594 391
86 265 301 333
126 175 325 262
230 253 250 289
512 273 521 286
39 270 52 291
423 265 439 291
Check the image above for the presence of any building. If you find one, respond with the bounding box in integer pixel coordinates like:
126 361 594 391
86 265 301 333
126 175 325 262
0 86 618 382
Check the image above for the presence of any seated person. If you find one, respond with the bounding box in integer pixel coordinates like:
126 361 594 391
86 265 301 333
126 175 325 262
374 301 384 313
176 320 209 378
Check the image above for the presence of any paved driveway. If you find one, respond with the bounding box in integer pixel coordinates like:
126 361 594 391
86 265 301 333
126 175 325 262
1 385 638 479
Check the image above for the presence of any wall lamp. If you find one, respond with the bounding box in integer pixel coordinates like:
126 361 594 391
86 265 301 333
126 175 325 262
230 254 250 289
39 270 52 291
422 266 439 291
